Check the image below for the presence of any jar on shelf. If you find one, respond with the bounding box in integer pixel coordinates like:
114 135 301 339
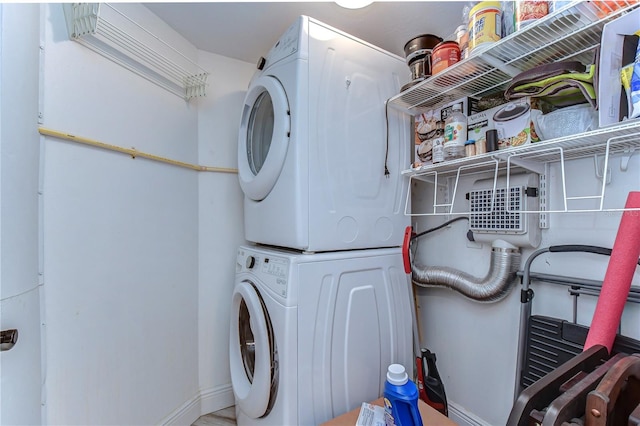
464 139 477 157
468 1 502 53
431 41 461 75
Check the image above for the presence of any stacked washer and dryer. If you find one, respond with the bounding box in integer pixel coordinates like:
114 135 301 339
230 16 414 425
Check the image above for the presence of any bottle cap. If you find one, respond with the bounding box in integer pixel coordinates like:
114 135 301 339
486 129 498 152
387 364 409 385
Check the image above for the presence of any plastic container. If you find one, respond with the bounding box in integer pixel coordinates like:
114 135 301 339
455 25 469 60
516 0 549 30
432 136 445 164
444 103 467 160
475 137 487 155
383 364 423 426
533 104 598 141
468 1 502 53
464 139 476 157
431 41 461 75
486 129 499 152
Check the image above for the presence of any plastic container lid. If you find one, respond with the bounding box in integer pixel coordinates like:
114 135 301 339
464 139 476 145
386 364 409 385
469 1 502 17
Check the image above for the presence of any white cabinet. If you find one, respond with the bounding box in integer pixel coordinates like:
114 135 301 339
388 1 640 216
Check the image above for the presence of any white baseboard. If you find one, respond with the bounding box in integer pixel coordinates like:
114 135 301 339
199 384 235 417
161 384 235 426
448 402 491 426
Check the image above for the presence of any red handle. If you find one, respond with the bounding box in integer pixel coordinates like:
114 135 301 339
402 226 414 274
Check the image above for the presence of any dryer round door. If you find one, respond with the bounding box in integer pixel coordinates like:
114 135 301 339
238 75 290 201
229 280 279 419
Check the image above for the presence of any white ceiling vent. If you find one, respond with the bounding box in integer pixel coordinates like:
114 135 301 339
468 173 541 248
62 3 209 100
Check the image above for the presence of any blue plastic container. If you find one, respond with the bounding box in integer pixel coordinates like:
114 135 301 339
383 364 423 426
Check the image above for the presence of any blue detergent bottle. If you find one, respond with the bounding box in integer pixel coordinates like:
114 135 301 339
383 364 423 426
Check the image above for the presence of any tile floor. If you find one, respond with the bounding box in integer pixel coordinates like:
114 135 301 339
192 406 236 426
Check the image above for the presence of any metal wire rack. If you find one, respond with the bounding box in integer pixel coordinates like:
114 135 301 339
388 1 639 114
63 3 209 100
397 1 640 216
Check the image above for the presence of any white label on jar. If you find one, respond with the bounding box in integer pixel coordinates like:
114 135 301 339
432 137 445 163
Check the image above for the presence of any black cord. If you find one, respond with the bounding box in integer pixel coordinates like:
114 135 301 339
412 217 469 240
384 100 390 177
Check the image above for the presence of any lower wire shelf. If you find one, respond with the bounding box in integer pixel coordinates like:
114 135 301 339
404 120 640 217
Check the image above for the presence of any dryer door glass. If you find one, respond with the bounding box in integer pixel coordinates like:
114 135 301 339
229 280 279 419
247 91 274 176
237 75 290 201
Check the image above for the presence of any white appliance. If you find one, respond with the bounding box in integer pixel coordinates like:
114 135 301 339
229 244 414 426
237 15 411 253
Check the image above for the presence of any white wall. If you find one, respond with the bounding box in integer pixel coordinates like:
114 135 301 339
36 4 254 424
413 154 640 425
41 4 201 424
0 4 44 424
196 50 254 414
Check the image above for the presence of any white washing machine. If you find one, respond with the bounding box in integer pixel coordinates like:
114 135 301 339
229 245 414 426
237 16 411 253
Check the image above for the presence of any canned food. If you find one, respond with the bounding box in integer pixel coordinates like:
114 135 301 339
468 1 502 52
431 41 461 75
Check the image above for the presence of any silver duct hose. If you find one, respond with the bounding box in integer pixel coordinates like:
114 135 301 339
412 240 522 303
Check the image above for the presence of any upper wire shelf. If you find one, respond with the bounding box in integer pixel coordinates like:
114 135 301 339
388 1 640 114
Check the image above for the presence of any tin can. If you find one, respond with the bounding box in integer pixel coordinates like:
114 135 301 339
516 0 549 30
468 1 502 52
431 41 461 75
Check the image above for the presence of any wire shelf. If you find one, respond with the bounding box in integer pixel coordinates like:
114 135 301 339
395 1 640 216
405 121 640 216
63 3 209 100
388 1 639 114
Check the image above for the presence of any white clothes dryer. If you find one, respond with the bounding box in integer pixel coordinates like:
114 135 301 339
229 245 414 426
237 16 411 253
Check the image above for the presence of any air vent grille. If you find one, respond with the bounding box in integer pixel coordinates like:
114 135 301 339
469 186 525 233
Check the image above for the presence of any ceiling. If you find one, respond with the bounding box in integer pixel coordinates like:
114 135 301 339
145 2 466 66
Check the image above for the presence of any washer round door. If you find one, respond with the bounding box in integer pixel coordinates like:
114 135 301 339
237 75 290 202
229 280 279 419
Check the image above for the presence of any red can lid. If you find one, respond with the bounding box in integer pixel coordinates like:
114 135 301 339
433 40 460 51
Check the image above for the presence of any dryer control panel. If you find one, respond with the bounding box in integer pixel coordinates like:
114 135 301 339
264 16 301 68
237 248 290 298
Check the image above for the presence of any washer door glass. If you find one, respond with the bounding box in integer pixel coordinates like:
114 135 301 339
237 75 290 201
229 280 278 419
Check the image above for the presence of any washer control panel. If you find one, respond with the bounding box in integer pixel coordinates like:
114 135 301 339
237 248 289 297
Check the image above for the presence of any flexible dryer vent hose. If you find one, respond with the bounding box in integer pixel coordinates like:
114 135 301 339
412 240 521 303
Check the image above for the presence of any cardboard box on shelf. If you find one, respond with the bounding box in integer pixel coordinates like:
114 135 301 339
467 98 539 150
598 7 640 127
413 97 480 167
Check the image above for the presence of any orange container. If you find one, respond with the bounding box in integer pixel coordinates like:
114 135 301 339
431 41 461 75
